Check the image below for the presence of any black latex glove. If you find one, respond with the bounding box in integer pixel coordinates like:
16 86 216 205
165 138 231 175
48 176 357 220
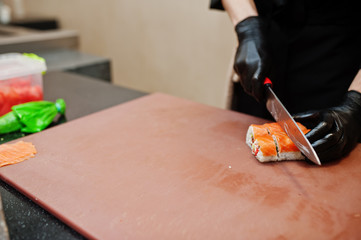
293 91 361 163
234 16 271 102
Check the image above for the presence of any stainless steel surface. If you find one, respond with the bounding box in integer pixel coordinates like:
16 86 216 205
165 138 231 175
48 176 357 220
0 25 78 53
0 24 40 38
265 87 321 165
0 29 15 36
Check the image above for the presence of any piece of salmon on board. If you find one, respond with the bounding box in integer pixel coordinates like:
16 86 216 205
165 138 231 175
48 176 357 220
0 141 37 167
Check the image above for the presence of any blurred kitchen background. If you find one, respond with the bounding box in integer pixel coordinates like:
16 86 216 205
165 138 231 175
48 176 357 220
0 0 236 108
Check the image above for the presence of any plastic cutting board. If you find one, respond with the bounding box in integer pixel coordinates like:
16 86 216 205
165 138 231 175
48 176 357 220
1 93 361 239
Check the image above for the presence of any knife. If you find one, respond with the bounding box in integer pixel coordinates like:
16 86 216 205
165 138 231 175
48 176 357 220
264 78 321 165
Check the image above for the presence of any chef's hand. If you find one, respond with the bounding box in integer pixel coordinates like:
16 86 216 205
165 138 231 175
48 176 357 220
234 16 271 102
293 91 361 163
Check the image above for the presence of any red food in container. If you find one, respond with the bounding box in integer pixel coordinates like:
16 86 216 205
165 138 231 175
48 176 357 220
0 53 46 116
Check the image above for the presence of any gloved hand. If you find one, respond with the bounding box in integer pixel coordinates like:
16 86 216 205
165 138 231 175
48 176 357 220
234 16 271 102
293 91 361 163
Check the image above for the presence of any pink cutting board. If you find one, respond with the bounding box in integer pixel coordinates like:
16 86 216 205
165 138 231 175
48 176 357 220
1 93 361 239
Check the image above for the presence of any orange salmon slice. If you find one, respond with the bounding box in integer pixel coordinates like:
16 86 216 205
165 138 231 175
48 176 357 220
0 141 37 167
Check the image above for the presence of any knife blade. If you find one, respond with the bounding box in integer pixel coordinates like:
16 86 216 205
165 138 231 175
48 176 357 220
264 78 321 165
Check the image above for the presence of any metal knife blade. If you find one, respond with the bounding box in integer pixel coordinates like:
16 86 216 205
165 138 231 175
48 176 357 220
265 85 321 165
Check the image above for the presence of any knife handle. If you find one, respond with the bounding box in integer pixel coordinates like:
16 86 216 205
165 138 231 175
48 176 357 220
264 77 273 88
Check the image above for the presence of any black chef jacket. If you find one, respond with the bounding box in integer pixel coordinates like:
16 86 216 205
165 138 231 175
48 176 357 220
210 0 361 119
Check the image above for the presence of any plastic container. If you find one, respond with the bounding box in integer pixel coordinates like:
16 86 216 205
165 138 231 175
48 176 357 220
0 53 47 116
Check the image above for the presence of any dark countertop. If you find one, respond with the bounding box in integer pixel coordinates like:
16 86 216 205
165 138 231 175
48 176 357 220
0 71 147 239
34 48 112 82
35 48 109 72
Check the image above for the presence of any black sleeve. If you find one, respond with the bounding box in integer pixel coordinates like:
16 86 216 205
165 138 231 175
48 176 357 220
210 0 225 10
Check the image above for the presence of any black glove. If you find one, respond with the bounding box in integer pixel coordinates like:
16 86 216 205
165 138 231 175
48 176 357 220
293 91 361 163
234 16 271 102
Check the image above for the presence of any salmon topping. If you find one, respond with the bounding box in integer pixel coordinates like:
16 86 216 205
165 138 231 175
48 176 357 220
0 141 37 167
250 124 269 138
255 135 278 157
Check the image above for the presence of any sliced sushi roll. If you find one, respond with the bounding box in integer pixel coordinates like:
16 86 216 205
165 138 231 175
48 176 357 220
246 122 310 163
272 132 305 161
266 122 308 161
251 135 278 162
246 124 269 147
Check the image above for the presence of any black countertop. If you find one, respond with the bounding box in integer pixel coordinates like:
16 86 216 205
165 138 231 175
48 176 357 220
0 71 147 239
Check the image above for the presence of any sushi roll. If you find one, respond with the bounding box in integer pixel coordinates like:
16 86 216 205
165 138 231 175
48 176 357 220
246 122 310 162
251 135 278 162
265 123 305 161
272 131 305 161
246 124 269 147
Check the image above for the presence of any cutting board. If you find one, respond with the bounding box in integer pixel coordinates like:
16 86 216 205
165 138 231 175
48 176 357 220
1 93 361 239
